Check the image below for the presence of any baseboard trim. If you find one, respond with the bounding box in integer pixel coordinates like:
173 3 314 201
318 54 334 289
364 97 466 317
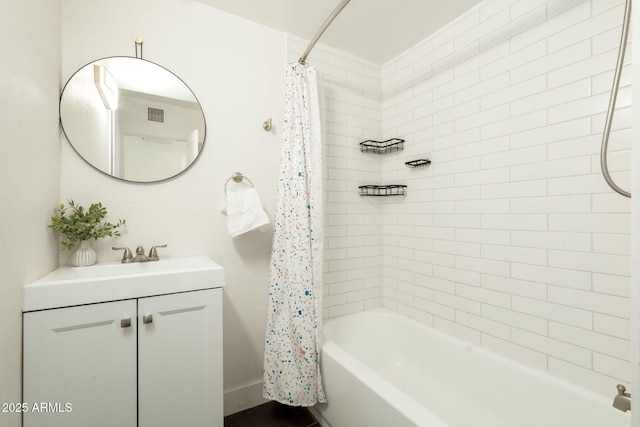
224 381 265 416
308 406 331 427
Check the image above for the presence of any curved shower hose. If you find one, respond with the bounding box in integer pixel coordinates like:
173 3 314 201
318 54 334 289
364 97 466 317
601 0 632 198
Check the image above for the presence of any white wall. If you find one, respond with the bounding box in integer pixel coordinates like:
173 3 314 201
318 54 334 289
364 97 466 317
307 0 632 399
60 0 285 414
0 1 61 426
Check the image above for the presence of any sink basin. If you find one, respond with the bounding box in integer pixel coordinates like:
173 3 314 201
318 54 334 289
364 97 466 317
23 256 225 312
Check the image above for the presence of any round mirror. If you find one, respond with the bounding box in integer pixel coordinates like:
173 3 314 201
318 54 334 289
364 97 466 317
60 57 206 183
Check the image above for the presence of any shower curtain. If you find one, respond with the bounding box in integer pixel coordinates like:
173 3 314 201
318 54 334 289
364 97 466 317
263 62 325 406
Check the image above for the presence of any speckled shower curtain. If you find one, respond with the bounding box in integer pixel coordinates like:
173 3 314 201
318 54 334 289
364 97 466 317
263 62 325 406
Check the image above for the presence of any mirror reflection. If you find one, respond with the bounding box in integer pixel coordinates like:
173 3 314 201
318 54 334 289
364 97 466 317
60 57 206 182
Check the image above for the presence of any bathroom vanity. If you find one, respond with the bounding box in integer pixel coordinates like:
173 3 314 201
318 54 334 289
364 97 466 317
22 256 224 427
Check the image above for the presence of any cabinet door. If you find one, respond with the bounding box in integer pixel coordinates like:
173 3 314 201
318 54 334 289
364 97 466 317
138 288 223 427
23 300 137 427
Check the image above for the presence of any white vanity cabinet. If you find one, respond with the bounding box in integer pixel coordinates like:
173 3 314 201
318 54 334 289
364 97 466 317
22 256 225 427
138 289 222 427
23 299 138 426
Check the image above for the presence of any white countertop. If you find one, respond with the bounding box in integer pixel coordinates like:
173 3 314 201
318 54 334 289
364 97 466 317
23 256 225 312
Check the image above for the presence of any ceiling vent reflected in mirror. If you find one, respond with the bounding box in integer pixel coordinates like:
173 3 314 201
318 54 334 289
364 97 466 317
148 107 165 123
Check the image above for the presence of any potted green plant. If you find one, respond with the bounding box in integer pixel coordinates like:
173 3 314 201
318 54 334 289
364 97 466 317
49 200 126 266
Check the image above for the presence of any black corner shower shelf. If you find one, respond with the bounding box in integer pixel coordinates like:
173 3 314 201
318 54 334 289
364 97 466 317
359 138 404 154
405 159 431 168
359 185 407 197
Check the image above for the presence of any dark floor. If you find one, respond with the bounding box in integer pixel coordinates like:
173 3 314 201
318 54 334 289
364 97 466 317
224 401 319 427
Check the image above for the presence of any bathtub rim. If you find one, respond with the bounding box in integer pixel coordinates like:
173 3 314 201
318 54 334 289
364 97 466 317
318 307 626 424
316 337 450 427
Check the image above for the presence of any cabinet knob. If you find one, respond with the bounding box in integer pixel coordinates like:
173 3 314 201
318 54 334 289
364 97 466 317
120 318 132 328
142 314 153 324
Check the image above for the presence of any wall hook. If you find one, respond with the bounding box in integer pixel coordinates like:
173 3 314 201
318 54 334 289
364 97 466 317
135 36 143 59
262 118 272 132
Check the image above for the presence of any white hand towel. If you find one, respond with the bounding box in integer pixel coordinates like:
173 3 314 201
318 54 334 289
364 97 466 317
221 188 270 238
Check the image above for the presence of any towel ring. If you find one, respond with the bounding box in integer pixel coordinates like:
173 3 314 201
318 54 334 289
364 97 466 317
224 172 255 194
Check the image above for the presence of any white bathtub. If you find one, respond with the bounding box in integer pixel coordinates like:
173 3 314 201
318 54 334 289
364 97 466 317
311 308 630 427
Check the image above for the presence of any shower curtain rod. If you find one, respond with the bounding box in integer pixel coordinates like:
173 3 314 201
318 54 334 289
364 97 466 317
298 0 351 64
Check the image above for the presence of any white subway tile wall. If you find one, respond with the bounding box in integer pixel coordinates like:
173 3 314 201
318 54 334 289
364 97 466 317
288 0 631 398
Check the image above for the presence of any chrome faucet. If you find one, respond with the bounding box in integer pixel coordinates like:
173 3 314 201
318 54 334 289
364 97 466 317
113 244 167 263
132 246 149 262
613 384 631 412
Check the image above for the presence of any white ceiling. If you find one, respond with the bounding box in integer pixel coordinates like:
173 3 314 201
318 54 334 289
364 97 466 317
194 0 483 64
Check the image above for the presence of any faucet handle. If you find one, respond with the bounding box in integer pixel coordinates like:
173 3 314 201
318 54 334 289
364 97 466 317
148 244 167 261
113 247 134 263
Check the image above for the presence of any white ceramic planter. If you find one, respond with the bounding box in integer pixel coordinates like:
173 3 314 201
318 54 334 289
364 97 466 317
71 240 97 267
